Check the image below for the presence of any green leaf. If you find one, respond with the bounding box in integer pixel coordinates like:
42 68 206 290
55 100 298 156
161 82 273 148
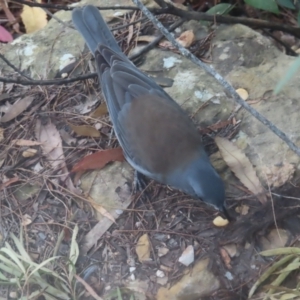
117 287 123 300
206 3 234 15
260 247 300 256
245 0 280 13
277 0 295 9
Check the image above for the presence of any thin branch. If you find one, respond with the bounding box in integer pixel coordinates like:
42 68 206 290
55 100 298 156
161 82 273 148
129 18 185 61
153 4 300 39
11 0 139 11
132 0 300 157
0 73 97 85
0 53 32 80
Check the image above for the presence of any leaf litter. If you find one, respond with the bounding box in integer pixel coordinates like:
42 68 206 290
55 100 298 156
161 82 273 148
0 11 300 300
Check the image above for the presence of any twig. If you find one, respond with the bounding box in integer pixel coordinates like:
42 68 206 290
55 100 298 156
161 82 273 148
129 18 185 61
0 73 97 85
132 0 300 157
0 53 32 80
153 4 300 39
11 0 139 11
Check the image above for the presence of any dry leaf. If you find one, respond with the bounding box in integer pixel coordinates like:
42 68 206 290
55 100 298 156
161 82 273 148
71 148 124 173
260 163 295 188
215 137 267 204
0 96 33 122
21 3 48 34
213 216 229 227
0 176 19 191
136 234 151 263
90 102 108 118
0 127 3 142
176 30 195 48
235 204 249 215
22 148 37 158
236 88 249 100
136 35 156 43
12 139 42 146
220 247 232 269
87 196 116 223
222 244 237 258
1 0 20 33
21 214 32 226
68 122 100 138
35 119 80 195
74 275 103 300
127 11 136 44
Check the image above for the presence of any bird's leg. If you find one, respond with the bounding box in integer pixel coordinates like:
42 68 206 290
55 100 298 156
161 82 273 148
133 170 148 194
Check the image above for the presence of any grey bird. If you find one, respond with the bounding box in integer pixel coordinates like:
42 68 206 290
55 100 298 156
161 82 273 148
72 5 227 214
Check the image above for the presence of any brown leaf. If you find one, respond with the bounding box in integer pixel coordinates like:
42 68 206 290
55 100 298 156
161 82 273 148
176 30 195 48
0 176 19 191
68 122 100 138
127 11 136 45
260 163 295 188
220 248 232 269
87 196 116 223
21 214 32 226
215 137 267 204
12 139 42 146
136 233 151 263
35 119 80 195
1 0 20 33
0 96 34 122
74 275 103 300
0 127 3 142
90 102 108 118
22 148 37 158
71 147 124 173
21 2 48 34
136 35 156 43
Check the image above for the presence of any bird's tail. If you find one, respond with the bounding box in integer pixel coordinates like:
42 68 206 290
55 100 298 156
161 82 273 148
72 5 123 56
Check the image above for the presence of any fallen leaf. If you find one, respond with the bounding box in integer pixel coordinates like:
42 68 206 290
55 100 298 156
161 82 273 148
235 204 249 215
215 137 267 204
21 2 48 34
222 244 237 258
260 163 295 188
74 275 103 300
136 35 156 43
35 119 80 195
158 247 169 257
71 147 124 173
68 122 100 138
12 139 42 146
176 30 195 48
220 247 232 269
0 127 4 142
0 177 19 191
0 25 13 42
136 234 151 263
1 0 20 33
213 216 229 227
90 102 108 118
127 11 136 45
21 214 32 226
0 96 34 122
22 148 37 158
87 196 116 223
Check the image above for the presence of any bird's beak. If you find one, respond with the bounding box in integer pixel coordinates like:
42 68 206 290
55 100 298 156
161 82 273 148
220 205 232 221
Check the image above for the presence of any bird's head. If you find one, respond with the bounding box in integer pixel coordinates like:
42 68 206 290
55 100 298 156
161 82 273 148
185 154 226 211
